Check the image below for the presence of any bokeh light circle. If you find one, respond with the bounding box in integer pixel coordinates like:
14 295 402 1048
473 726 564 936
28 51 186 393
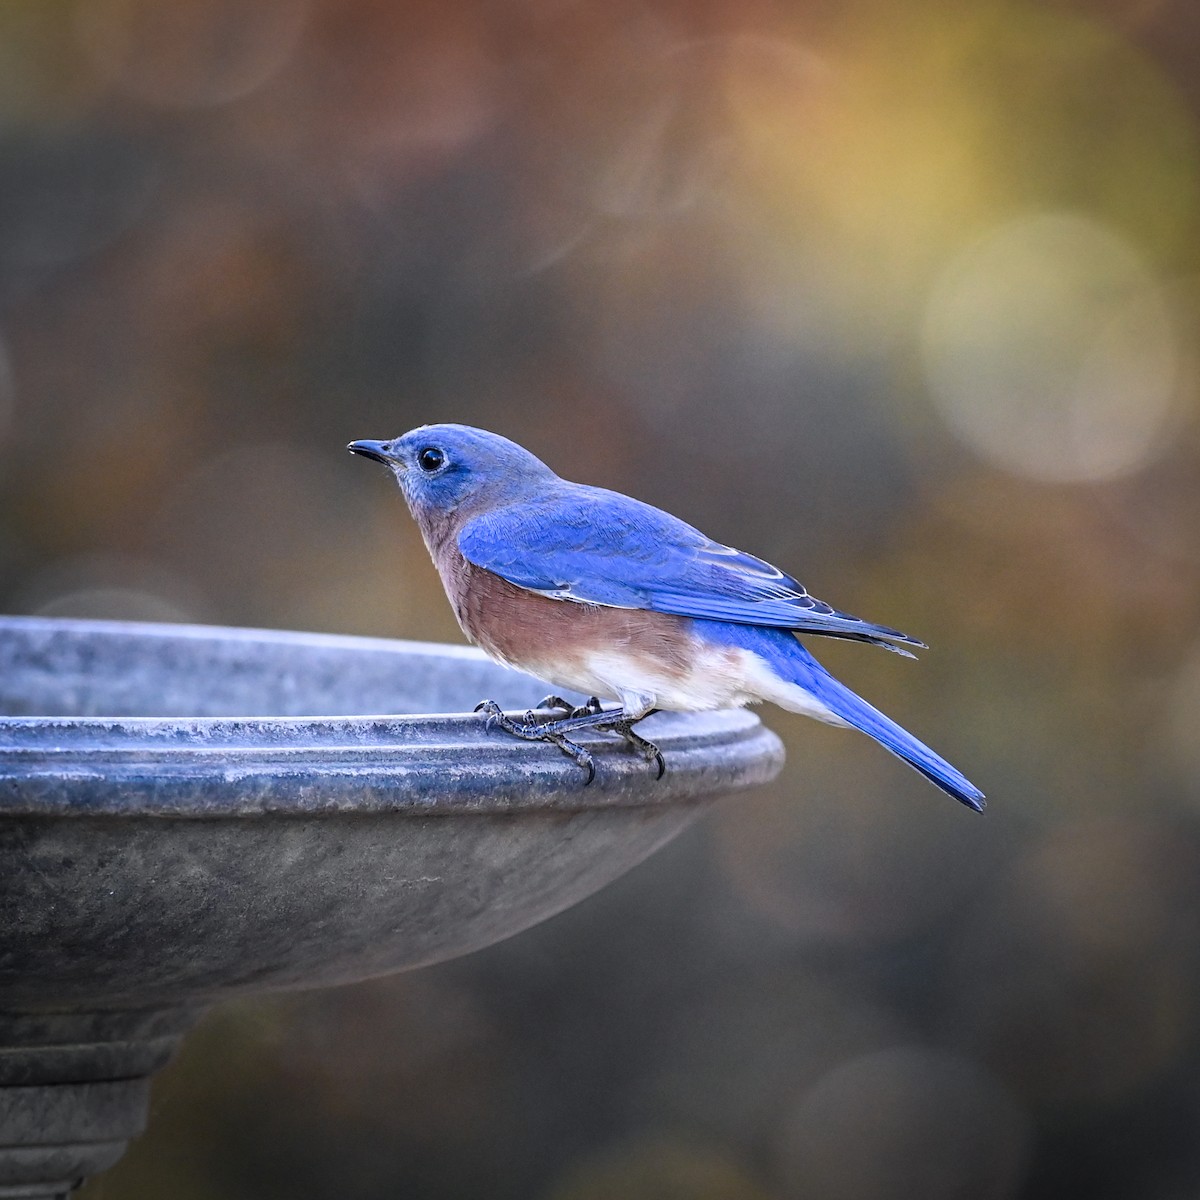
922 212 1179 482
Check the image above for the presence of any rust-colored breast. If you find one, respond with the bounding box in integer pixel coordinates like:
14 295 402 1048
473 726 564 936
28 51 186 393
430 537 693 683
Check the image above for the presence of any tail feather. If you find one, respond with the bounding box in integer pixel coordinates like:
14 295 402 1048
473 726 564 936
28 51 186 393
798 655 985 811
700 621 985 811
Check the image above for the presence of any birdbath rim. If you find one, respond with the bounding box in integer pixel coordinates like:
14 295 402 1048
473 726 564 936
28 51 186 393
0 614 785 816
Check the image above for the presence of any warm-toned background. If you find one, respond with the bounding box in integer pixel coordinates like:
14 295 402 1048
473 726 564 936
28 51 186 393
3 1 1200 1196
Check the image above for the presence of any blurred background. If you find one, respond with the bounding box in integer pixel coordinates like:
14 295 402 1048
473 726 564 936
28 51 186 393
2 0 1199 1196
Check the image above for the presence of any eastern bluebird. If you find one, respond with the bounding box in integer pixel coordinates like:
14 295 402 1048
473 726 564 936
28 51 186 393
349 425 984 810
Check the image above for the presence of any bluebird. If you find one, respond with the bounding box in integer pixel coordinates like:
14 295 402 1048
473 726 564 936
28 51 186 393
349 425 984 810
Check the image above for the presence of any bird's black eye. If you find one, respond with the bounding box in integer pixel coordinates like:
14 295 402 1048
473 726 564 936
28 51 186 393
418 446 446 472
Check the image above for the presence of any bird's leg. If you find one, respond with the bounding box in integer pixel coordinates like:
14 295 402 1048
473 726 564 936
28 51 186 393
474 700 598 785
519 706 626 736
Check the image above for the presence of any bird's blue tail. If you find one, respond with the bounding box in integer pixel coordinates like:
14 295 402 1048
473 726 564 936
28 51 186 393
700 621 985 811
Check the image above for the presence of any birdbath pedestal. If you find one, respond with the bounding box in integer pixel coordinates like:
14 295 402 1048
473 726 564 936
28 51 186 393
0 617 783 1198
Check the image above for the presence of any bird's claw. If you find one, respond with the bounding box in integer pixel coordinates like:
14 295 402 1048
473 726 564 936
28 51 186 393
599 718 666 780
473 698 508 734
543 732 596 785
635 741 666 780
475 698 597 784
475 700 540 738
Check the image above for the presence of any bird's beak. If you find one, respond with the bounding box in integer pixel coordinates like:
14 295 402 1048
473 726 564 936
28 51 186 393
347 439 403 468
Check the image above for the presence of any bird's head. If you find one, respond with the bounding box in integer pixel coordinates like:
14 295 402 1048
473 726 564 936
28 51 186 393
348 424 556 518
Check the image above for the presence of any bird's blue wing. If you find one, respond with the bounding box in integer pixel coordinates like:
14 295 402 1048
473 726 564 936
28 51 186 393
457 485 923 653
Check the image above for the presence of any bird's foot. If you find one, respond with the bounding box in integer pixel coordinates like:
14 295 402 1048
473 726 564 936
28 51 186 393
600 719 666 780
474 700 597 784
531 707 666 780
474 700 663 783
473 699 544 738
529 705 667 781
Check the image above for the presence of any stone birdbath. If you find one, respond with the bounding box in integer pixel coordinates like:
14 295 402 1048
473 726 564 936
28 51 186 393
0 615 783 1198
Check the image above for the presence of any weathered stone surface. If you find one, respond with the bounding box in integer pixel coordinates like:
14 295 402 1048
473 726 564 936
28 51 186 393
0 616 784 1196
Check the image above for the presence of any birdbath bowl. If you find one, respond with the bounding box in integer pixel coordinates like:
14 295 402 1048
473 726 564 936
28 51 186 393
0 615 783 1198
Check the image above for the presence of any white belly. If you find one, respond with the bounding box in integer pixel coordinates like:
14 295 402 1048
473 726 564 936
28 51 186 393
519 639 847 726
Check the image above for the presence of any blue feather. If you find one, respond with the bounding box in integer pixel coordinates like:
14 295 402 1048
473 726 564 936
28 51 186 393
458 486 923 651
692 620 985 811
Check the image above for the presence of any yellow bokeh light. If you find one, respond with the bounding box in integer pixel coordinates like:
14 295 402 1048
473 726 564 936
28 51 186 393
921 211 1182 481
723 5 1199 324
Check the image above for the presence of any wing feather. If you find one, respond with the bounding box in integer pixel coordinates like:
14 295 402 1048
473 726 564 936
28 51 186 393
457 485 924 652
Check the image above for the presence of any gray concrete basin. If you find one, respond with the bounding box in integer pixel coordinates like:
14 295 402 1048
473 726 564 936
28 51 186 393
0 616 783 1198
